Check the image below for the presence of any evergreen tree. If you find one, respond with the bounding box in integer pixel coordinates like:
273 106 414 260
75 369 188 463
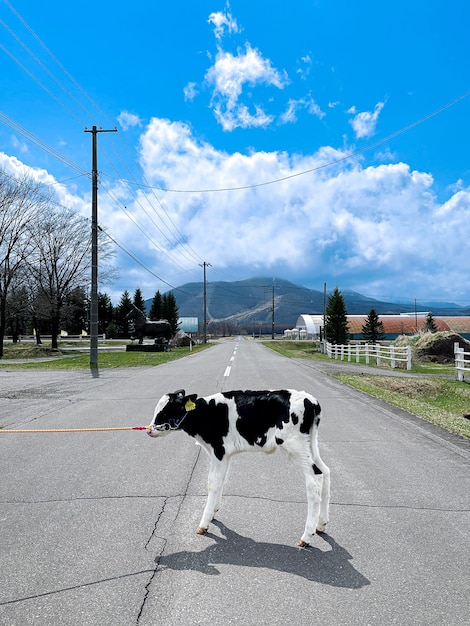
361 308 385 343
149 290 163 320
324 287 349 344
115 290 133 336
423 311 438 333
162 292 179 335
133 288 146 313
98 292 114 335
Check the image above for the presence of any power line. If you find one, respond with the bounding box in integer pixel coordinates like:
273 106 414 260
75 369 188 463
0 112 88 175
99 227 194 295
2 0 203 268
101 90 470 194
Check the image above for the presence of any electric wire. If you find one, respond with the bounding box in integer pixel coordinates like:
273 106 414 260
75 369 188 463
0 42 84 127
2 0 203 269
102 90 470 194
99 227 194 295
0 112 88 175
2 1 470 302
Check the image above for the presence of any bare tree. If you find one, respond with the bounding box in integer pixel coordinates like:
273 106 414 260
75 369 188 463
27 205 115 349
0 171 50 356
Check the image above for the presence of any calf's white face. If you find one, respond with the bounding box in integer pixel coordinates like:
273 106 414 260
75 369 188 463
148 390 193 437
147 394 172 437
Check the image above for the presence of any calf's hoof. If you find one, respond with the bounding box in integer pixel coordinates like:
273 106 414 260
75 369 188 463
316 523 327 533
196 526 208 535
297 539 310 548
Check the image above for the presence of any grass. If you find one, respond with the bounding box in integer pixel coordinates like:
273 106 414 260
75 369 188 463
266 340 328 360
335 375 470 439
0 341 212 370
264 340 470 439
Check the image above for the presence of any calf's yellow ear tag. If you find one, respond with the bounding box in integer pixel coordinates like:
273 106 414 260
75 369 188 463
185 399 196 412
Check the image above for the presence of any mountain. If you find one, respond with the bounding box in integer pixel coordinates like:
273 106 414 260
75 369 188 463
143 277 467 329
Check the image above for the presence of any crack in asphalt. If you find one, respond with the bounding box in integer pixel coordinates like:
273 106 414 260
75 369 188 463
1 493 467 513
0 494 182 505
136 447 202 625
144 497 170 551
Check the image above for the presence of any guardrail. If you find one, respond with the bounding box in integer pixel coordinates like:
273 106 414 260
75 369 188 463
455 343 470 382
323 341 412 370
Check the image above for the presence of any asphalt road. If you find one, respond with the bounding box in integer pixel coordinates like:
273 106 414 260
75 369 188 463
0 339 469 625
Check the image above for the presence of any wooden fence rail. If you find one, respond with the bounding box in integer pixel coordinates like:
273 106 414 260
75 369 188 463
455 343 470 382
323 341 412 370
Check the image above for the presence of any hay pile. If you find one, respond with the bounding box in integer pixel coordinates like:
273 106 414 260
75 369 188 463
395 331 470 364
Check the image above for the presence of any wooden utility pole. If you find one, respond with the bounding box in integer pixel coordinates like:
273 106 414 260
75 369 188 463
199 261 211 343
85 126 117 371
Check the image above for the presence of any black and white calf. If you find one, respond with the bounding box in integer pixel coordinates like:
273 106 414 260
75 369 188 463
148 389 330 547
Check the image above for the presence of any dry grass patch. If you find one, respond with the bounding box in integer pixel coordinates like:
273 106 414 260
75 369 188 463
334 374 470 439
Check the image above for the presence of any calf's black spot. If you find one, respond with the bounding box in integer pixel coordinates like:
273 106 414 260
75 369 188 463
182 398 229 460
224 390 291 447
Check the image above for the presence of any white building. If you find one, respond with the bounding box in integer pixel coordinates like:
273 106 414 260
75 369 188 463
294 314 324 339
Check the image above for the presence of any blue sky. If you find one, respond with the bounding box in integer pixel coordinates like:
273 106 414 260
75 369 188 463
1 0 469 306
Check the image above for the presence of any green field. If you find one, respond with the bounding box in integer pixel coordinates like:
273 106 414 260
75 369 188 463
0 341 211 370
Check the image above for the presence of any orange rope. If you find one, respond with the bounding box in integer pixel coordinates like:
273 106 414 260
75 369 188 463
0 426 151 433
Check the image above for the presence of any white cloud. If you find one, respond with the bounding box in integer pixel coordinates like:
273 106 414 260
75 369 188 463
117 111 142 131
348 101 385 138
296 55 312 80
11 135 28 153
204 43 288 130
5 119 469 303
183 82 198 101
208 3 240 40
129 117 470 301
280 95 325 124
0 151 88 215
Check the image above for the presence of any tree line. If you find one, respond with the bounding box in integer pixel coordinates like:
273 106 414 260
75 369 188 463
0 169 180 356
324 286 438 343
105 288 179 339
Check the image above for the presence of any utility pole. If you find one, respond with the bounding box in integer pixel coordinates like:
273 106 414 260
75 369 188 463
85 125 117 371
199 261 211 343
271 284 275 339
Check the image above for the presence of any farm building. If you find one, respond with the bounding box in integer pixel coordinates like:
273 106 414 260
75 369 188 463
289 314 324 339
178 317 198 333
293 313 470 341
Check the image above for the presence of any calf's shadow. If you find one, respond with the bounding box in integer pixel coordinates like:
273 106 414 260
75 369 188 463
156 520 369 589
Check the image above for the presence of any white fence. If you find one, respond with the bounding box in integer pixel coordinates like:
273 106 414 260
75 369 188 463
323 341 412 370
455 343 470 382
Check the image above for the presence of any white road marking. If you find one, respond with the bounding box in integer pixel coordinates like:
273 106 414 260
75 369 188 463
224 366 231 377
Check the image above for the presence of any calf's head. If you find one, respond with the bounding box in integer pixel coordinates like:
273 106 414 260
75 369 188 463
148 389 197 437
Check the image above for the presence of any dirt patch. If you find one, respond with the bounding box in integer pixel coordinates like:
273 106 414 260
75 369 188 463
2 345 63 359
370 377 441 399
394 331 470 364
414 332 470 364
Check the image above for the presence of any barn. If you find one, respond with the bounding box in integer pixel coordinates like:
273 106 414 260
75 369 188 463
293 313 470 341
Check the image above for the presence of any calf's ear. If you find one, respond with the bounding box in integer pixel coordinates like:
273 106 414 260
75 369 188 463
184 393 198 412
172 389 186 397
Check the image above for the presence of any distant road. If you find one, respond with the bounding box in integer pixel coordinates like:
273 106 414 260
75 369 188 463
1 338 468 625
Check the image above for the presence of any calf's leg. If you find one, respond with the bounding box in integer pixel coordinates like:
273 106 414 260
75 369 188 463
311 439 330 532
298 465 323 547
197 456 229 535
